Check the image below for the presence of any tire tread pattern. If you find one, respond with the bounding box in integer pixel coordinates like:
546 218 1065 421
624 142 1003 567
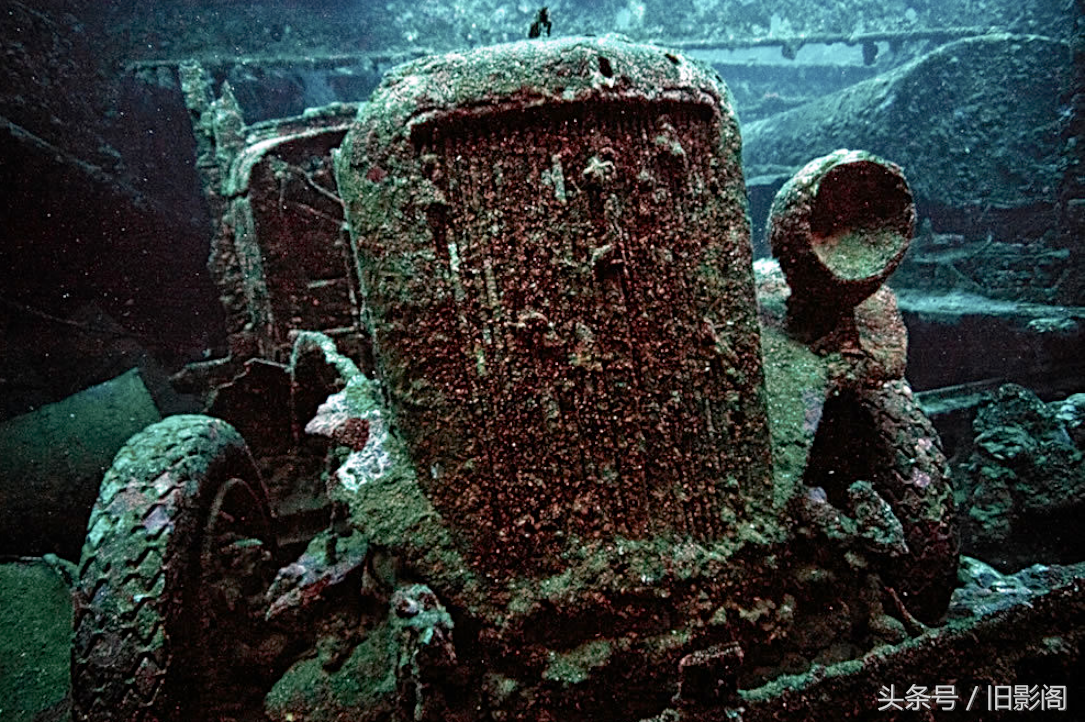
71 415 262 722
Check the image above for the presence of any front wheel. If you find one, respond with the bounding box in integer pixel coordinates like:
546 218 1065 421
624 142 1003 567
71 415 276 722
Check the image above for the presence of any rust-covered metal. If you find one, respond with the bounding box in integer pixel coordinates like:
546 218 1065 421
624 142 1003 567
180 63 366 365
62 37 981 722
336 36 773 572
761 151 958 623
768 149 914 338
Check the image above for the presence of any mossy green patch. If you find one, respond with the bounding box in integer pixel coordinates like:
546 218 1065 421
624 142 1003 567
543 639 613 685
266 619 397 722
0 561 72 722
336 374 484 605
759 322 828 507
814 226 906 280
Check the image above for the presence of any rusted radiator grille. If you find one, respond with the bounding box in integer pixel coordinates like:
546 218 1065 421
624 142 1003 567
361 100 771 569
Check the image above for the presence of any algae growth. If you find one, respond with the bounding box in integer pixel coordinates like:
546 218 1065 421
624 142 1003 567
0 561 72 722
814 226 907 280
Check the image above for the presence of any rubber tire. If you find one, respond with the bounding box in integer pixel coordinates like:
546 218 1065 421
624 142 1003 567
71 415 273 722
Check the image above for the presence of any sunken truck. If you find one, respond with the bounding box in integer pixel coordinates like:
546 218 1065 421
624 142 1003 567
71 36 961 722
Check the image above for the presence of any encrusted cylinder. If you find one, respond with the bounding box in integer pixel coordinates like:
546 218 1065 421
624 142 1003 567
336 37 772 570
768 149 914 326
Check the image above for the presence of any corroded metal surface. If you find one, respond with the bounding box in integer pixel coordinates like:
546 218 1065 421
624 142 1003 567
180 65 365 365
336 36 773 571
761 150 957 624
768 149 914 337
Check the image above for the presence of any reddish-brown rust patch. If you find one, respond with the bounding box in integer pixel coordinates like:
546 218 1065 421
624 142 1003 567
366 165 387 183
345 94 771 575
768 150 914 339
